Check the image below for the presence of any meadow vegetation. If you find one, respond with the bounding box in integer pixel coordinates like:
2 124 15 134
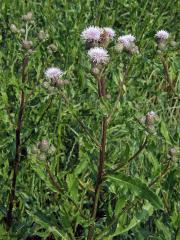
0 0 179 239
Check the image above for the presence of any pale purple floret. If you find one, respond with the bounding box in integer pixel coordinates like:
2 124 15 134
118 34 136 47
88 47 109 64
155 30 169 40
45 67 63 79
81 26 101 42
148 111 156 117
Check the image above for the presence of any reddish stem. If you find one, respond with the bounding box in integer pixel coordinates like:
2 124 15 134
87 70 107 240
5 56 28 229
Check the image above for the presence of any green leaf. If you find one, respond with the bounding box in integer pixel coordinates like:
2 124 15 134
146 152 160 174
160 121 171 143
114 196 126 217
26 210 68 239
98 202 154 239
30 157 59 193
156 220 171 240
74 159 88 176
107 173 163 209
0 224 9 238
112 202 154 237
66 173 79 202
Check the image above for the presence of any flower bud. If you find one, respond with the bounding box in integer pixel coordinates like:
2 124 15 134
47 86 55 93
147 124 156 134
26 12 33 20
157 50 162 54
38 30 45 40
38 140 49 152
42 81 50 89
47 48 53 54
146 111 156 125
140 116 146 124
22 12 33 21
170 41 176 47
130 45 139 54
169 148 177 157
22 40 33 50
158 41 167 50
48 44 58 52
31 145 39 154
10 24 18 33
28 49 33 55
92 67 100 76
20 28 25 34
63 80 69 85
115 43 124 52
51 79 63 87
39 153 47 161
38 30 49 41
49 145 56 155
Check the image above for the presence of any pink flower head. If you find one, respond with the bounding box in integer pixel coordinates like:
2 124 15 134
118 34 136 47
88 47 109 64
147 111 156 117
104 27 115 39
81 26 101 42
155 30 169 40
146 111 156 125
45 67 63 79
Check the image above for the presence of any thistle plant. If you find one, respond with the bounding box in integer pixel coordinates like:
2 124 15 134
0 3 179 239
5 13 33 228
4 12 60 229
155 30 178 93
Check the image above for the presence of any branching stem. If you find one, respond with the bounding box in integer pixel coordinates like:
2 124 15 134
107 136 148 175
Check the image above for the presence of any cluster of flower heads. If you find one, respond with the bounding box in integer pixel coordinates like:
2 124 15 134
31 140 56 161
81 26 138 64
10 11 35 53
22 11 33 21
81 26 116 65
43 67 69 92
81 26 172 65
10 11 58 56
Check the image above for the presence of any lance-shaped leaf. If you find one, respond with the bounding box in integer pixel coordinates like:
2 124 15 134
98 202 154 239
107 173 163 209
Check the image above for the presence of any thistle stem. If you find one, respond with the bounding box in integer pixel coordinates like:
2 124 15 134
87 70 107 239
87 117 107 240
5 56 28 229
160 55 174 92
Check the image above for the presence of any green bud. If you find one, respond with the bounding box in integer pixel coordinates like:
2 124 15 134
10 24 18 33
